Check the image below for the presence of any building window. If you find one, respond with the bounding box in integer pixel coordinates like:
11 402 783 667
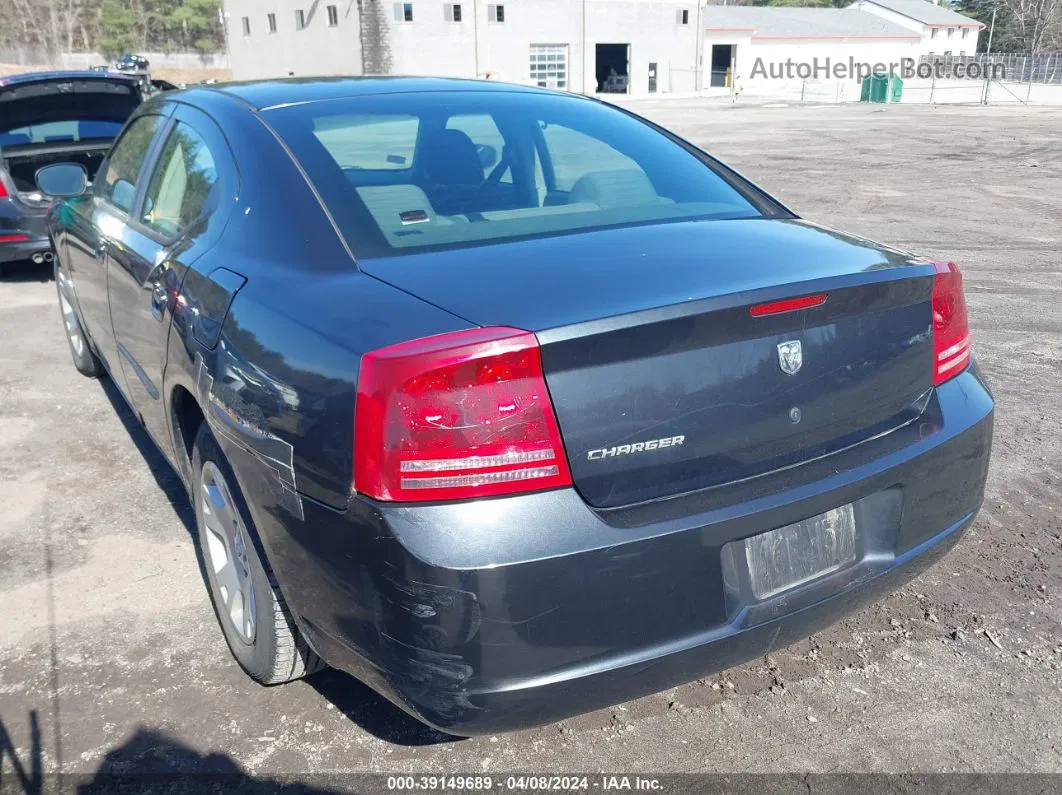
268 13 277 33
530 44 567 90
241 16 250 35
327 4 339 26
295 9 306 29
962 28 969 38
931 28 937 38
394 2 413 21
444 3 462 22
947 27 954 38
678 9 689 24
487 4 504 23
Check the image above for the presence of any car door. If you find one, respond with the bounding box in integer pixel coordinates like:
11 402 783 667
62 112 168 372
107 105 234 454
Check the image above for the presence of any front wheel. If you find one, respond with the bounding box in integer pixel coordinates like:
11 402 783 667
192 424 325 684
54 260 101 377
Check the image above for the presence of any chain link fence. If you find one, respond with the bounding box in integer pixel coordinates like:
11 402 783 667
626 53 1062 106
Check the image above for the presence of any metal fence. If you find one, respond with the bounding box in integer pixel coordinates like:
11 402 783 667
920 52 1062 85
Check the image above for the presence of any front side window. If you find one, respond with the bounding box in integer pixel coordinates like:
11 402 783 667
313 114 420 170
140 122 219 238
101 114 163 213
266 92 771 258
445 113 509 182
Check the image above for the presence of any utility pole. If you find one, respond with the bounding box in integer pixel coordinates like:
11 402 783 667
582 0 587 94
694 0 703 91
473 0 480 77
985 4 996 56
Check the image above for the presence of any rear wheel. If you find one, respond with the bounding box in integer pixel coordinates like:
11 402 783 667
54 260 101 377
192 424 325 684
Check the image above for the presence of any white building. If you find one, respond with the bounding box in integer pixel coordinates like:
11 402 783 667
222 0 975 94
699 6 923 90
224 0 704 94
855 0 984 58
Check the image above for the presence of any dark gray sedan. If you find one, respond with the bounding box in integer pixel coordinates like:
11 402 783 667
0 71 143 275
38 77 993 735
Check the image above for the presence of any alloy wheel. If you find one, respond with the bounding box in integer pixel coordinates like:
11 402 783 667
200 461 257 644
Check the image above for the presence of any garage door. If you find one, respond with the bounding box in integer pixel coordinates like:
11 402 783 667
530 44 568 90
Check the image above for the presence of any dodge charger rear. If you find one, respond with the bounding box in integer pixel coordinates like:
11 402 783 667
44 80 993 736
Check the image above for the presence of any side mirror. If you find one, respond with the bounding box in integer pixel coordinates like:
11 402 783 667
476 143 499 170
36 163 88 198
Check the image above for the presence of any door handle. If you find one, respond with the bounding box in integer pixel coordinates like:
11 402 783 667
150 281 168 321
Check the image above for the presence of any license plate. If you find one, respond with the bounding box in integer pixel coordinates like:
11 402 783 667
740 504 858 599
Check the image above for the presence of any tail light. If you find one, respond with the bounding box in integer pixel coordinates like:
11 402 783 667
0 180 9 199
354 327 572 502
0 234 29 243
932 261 971 385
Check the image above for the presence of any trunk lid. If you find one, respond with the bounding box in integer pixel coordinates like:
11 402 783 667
360 219 936 508
0 73 140 137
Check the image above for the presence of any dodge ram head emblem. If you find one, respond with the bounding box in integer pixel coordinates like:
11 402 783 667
777 340 803 375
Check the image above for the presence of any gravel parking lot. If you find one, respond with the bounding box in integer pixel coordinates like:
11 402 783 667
1 100 1061 786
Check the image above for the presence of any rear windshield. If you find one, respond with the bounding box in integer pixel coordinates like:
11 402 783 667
264 91 775 259
0 120 124 147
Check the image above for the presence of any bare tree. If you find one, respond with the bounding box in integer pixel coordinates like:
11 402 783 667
1002 0 1062 52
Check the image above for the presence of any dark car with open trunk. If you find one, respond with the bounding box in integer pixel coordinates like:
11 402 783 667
0 71 144 273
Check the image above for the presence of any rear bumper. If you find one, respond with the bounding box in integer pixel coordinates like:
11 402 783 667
235 367 993 736
0 199 51 264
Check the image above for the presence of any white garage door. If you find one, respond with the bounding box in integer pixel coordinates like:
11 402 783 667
530 44 568 90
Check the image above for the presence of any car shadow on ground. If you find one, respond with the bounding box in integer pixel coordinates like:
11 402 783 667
95 375 460 748
307 669 458 747
1 714 351 794
0 259 52 283
97 375 195 536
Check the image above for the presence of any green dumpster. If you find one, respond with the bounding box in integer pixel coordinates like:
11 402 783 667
890 74 903 102
860 73 903 103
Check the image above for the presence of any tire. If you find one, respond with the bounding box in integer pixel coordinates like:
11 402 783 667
54 259 101 377
191 423 325 684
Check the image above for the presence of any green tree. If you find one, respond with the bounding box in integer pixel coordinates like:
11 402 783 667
163 0 223 52
98 0 137 55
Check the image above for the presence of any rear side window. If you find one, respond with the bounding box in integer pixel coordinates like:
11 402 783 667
266 91 774 258
101 115 163 213
141 122 219 238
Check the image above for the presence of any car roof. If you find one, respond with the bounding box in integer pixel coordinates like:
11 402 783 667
212 76 563 112
0 70 139 88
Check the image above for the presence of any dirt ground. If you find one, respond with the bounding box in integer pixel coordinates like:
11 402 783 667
1 101 1061 788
